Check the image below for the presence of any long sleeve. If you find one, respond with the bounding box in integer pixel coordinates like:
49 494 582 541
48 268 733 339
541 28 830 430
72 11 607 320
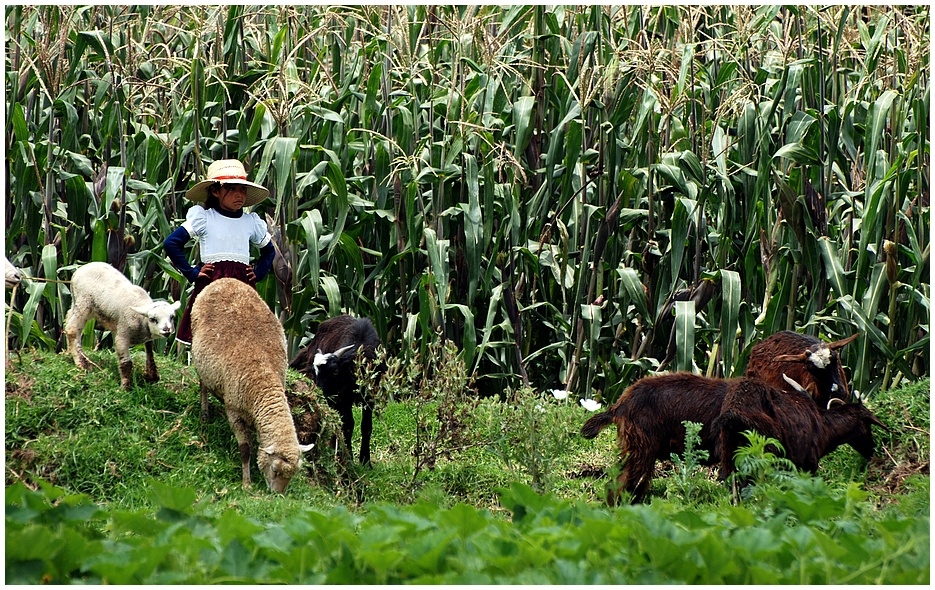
164 226 201 282
254 241 276 282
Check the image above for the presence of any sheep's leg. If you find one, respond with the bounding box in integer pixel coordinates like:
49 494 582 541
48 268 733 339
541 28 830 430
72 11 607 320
226 410 254 489
359 406 373 466
114 333 134 389
623 451 656 504
63 307 92 370
199 383 211 422
142 341 159 383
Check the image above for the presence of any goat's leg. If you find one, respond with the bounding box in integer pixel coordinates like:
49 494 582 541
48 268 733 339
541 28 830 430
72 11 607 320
114 333 134 389
142 341 159 382
340 408 355 461
63 307 92 370
359 406 373 466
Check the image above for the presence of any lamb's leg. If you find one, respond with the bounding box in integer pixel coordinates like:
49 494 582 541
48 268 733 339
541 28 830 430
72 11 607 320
114 333 134 389
63 307 92 370
359 406 373 466
226 410 254 489
142 341 159 383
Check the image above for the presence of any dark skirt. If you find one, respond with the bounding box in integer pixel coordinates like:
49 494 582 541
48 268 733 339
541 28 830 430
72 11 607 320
176 261 256 345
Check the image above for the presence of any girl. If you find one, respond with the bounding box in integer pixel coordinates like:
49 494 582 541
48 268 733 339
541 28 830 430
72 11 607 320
164 159 276 345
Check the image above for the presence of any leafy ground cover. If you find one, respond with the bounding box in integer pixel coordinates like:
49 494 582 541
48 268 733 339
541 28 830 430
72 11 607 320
5 347 931 583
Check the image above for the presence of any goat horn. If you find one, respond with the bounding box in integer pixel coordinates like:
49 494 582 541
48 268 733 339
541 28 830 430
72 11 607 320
298 443 315 453
333 344 356 357
774 352 808 362
782 373 808 394
827 398 845 409
826 333 859 350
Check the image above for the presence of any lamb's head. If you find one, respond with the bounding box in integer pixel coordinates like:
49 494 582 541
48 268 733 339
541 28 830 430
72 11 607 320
773 333 858 401
5 257 22 289
130 300 182 339
258 442 315 494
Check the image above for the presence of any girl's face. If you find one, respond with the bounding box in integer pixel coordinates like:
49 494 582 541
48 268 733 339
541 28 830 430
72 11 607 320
214 183 247 212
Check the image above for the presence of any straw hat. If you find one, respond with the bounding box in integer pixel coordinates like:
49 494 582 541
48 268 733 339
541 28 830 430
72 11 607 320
184 159 270 207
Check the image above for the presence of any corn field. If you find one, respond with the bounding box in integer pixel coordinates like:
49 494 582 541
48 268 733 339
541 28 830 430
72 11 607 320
4 5 929 401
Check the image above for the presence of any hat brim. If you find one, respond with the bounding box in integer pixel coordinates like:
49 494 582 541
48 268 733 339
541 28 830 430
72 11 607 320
184 179 271 207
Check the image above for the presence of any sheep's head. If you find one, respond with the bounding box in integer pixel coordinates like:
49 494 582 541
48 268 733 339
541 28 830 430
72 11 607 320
773 333 858 402
259 443 314 494
131 300 181 339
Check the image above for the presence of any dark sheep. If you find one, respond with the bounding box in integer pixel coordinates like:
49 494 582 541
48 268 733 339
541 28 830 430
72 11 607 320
289 314 381 466
580 372 730 504
713 376 888 481
746 330 858 408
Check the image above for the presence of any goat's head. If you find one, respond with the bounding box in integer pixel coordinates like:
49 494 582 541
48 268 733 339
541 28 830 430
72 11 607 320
773 333 858 400
311 344 357 376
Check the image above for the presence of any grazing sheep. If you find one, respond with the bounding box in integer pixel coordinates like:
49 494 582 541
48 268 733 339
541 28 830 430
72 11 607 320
63 261 180 389
580 372 730 504
713 375 888 481
191 278 312 493
5 256 23 289
289 314 381 466
746 331 858 408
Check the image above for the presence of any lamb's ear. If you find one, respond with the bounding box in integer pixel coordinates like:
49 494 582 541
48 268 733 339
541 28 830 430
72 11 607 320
298 443 315 453
170 300 182 312
129 304 154 316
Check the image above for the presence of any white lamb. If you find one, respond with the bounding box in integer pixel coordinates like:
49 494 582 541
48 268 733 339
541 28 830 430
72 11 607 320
5 256 23 289
64 261 180 389
190 278 313 494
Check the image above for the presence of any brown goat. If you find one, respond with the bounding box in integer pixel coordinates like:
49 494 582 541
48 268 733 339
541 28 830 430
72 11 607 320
713 376 888 481
746 331 858 408
580 372 730 504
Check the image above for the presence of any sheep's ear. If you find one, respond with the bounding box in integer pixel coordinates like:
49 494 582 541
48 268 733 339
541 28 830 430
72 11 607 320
170 301 182 312
262 445 277 456
299 443 315 453
782 373 808 394
129 304 152 316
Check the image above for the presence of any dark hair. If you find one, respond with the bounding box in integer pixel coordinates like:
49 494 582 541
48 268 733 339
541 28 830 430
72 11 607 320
204 182 221 210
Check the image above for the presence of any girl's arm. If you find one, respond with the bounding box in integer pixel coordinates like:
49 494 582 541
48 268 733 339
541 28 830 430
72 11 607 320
253 242 276 282
164 226 202 282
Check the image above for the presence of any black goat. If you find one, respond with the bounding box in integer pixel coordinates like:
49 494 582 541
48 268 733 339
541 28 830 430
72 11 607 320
289 315 381 465
713 376 888 481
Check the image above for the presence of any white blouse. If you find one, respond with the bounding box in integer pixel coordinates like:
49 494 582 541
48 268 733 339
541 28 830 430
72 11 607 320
181 206 272 265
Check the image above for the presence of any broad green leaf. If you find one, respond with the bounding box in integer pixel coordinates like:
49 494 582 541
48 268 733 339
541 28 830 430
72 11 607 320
675 300 695 373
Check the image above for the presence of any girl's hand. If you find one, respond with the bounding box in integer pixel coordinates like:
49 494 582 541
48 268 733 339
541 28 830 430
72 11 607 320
245 266 257 283
198 262 215 280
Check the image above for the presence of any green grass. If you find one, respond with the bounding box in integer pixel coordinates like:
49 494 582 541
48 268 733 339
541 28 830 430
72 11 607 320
5 346 928 514
4 346 930 583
